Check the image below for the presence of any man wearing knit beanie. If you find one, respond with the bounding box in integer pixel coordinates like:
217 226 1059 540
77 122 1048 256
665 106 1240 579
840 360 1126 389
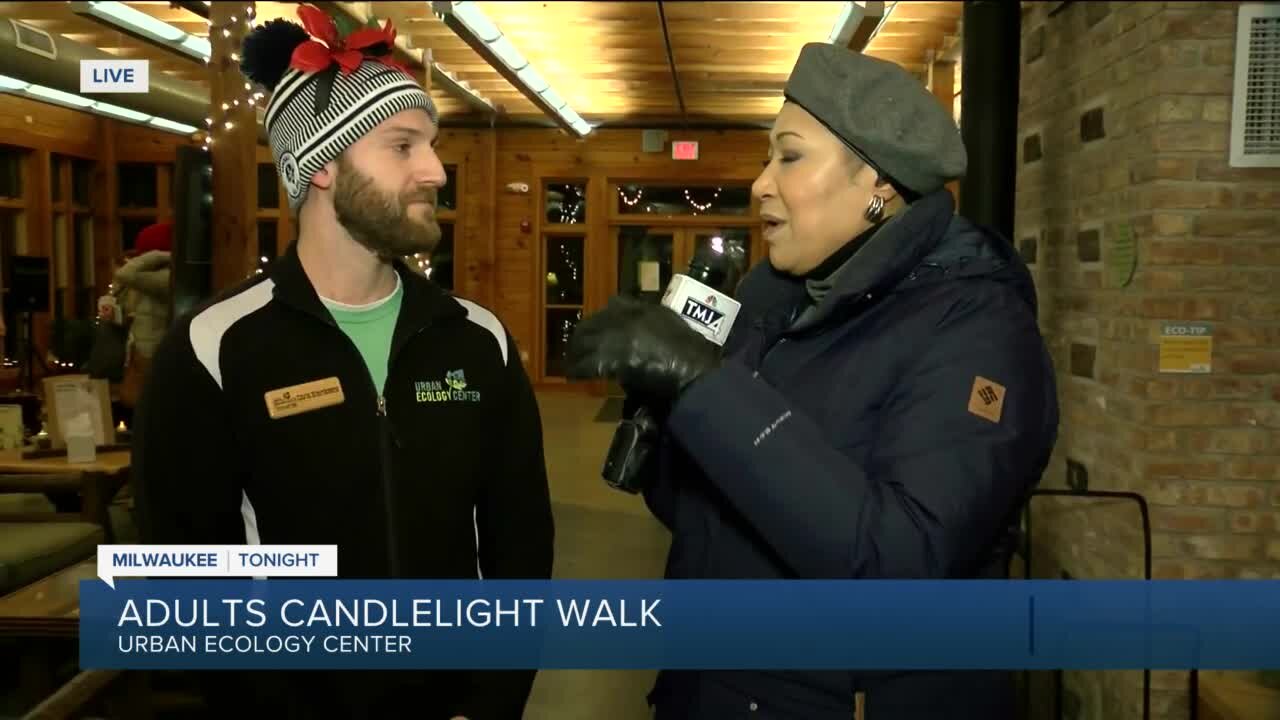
129 6 553 720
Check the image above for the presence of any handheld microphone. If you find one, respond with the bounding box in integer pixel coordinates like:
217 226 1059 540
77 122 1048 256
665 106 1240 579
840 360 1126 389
658 236 745 346
602 237 747 493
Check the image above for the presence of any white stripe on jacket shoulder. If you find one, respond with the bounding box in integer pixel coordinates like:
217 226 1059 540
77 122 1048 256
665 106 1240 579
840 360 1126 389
454 298 508 366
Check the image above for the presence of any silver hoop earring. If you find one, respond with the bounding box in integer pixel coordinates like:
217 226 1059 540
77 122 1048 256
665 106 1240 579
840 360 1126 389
865 195 885 223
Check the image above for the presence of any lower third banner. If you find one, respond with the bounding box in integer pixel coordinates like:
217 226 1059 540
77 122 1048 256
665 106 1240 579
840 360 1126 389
79 579 1280 670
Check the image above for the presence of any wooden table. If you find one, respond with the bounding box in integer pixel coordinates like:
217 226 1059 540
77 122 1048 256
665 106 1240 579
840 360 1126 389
0 450 131 543
0 557 92 638
0 558 155 719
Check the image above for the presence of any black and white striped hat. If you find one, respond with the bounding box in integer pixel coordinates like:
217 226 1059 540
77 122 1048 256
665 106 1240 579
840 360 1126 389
240 7 437 210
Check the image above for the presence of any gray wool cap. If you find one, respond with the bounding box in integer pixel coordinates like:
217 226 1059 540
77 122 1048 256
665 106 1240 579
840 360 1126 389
783 42 967 197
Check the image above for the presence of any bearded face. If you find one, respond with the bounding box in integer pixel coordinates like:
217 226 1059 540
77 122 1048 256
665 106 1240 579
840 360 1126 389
332 153 441 260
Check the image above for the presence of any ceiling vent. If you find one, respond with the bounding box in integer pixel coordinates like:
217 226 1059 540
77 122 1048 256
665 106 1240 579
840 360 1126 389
1230 3 1280 167
8 20 57 60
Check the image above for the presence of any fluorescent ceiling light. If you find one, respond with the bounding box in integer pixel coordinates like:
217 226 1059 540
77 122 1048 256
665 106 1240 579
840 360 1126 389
149 117 198 134
28 84 95 107
559 107 583 127
540 88 565 110
488 36 527 70
436 1 590 136
89 1 185 41
180 34 212 58
517 66 549 93
451 1 502 43
74 1 211 62
0 78 198 136
92 101 151 122
828 2 855 43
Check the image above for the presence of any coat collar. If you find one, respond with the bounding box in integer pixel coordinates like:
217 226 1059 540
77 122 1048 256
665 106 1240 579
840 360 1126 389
750 188 958 334
269 240 465 345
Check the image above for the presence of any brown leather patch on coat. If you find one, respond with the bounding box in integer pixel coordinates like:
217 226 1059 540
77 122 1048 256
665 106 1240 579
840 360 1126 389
968 376 1006 423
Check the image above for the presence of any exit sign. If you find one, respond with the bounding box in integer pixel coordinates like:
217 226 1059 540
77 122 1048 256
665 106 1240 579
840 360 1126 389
672 141 699 160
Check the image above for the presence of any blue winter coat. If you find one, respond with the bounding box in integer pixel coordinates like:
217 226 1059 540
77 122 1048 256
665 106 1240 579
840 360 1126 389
643 189 1060 719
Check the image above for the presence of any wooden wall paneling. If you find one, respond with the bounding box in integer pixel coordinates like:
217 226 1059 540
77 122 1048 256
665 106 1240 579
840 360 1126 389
485 127 497 312
530 173 547 384
435 129 487 305
493 140 536 374
92 120 117 301
0 96 97 157
209 1 259 292
113 124 196 164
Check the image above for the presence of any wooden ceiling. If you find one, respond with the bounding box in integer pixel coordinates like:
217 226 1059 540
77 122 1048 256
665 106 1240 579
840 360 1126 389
2 1 963 129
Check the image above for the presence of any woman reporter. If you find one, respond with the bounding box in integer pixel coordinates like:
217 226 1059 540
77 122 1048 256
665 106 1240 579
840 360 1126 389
567 42 1058 719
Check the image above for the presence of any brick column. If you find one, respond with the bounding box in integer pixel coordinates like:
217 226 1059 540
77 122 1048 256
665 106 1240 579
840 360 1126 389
1018 1 1280 716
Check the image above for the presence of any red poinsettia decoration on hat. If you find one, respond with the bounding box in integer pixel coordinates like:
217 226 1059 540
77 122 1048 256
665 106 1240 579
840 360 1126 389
289 4 413 78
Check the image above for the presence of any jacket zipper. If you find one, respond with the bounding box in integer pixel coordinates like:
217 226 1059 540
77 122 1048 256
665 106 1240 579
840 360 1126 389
376 392 400 577
376 322 434 578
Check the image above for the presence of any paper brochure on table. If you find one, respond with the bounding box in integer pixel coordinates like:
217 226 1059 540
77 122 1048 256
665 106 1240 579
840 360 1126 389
43 375 114 448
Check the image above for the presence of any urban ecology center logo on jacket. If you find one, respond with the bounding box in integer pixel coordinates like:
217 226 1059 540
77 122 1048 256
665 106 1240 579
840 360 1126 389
414 369 481 403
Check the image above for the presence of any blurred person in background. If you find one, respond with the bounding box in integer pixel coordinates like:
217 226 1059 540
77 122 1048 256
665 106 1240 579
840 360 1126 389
108 221 173 413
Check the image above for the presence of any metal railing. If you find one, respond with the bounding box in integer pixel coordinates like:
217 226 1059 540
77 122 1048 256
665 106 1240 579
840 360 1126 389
1014 487 1198 720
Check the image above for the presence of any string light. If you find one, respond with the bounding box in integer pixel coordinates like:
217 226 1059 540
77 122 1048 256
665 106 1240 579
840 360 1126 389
684 187 721 214
554 184 585 224
201 5 259 151
618 186 643 207
405 252 434 278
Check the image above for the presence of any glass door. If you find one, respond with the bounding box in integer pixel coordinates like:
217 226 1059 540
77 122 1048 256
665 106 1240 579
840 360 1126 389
608 225 754 396
614 226 753 303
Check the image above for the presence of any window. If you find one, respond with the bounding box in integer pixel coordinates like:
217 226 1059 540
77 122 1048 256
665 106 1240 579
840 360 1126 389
53 214 67 319
0 147 22 200
73 159 93 207
121 217 152 253
431 222 454 292
545 182 586 225
545 235 584 305
51 155 65 204
257 163 280 210
402 164 458 290
118 163 157 208
541 177 588 379
544 308 581 379
75 215 93 318
616 183 751 217
438 165 457 211
257 220 278 264
0 209 21 357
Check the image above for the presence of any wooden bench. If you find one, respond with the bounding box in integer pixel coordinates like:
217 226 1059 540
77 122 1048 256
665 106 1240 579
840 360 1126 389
0 451 132 544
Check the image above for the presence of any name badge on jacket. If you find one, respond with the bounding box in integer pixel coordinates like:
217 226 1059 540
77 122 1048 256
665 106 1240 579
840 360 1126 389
264 377 345 419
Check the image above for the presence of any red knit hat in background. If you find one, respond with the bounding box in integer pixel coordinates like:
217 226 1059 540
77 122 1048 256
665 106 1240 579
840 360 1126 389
129 222 173 257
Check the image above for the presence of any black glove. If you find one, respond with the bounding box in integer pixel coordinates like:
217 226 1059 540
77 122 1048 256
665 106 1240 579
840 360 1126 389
566 296 720 405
